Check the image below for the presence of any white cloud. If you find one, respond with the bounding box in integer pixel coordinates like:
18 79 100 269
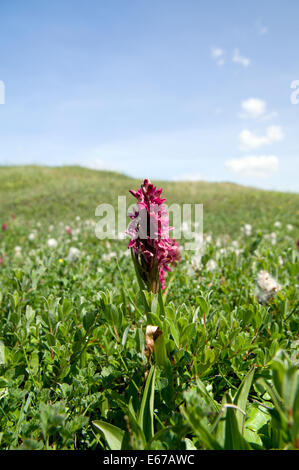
212 47 251 68
225 155 279 178
240 98 266 118
255 17 268 35
239 98 278 121
232 49 251 67
260 111 279 122
239 126 284 150
79 158 111 171
239 130 268 150
211 47 226 66
266 125 284 142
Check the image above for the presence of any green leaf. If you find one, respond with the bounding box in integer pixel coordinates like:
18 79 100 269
130 249 150 313
233 368 255 434
127 397 147 448
196 296 209 315
151 294 158 314
184 438 197 450
168 319 180 348
181 405 223 450
138 366 156 442
92 420 124 450
121 325 131 347
223 394 252 450
158 282 165 316
244 403 271 446
154 333 170 368
46 332 56 347
257 378 285 418
83 310 97 331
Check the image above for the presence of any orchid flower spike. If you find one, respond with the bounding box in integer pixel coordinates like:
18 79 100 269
128 179 180 293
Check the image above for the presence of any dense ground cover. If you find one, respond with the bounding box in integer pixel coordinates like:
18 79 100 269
0 166 298 450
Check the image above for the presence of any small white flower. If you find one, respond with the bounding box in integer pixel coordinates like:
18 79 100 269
274 221 282 228
191 254 202 270
265 232 277 245
48 224 54 232
84 219 96 227
181 222 190 233
193 232 203 243
75 216 81 222
256 270 281 304
242 224 252 236
216 248 227 258
270 232 277 245
206 259 217 271
28 233 35 241
216 238 222 247
278 256 284 266
102 251 117 262
287 224 293 231
67 247 81 262
186 264 196 276
117 232 126 240
14 246 22 257
47 238 58 248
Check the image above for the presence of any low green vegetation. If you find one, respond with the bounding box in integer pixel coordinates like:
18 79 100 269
0 166 298 450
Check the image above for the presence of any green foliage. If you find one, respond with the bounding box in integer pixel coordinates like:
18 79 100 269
0 167 298 449
92 420 124 450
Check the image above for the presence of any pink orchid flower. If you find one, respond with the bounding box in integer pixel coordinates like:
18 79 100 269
128 179 180 293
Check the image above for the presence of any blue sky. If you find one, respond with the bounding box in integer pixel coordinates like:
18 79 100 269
0 0 298 192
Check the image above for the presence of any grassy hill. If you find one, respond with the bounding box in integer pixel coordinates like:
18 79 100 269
0 165 298 236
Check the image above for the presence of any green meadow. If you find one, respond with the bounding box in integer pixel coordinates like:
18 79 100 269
0 165 298 450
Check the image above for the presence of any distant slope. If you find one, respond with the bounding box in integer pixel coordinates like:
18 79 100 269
0 165 298 236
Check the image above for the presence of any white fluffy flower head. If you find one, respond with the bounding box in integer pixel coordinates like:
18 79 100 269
67 247 81 262
47 238 58 248
256 270 281 304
